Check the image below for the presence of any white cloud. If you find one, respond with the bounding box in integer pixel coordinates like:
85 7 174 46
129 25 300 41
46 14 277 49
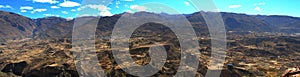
78 4 110 11
78 14 90 17
43 14 59 17
130 5 138 8
31 8 47 13
66 17 73 20
20 10 27 12
20 6 34 10
254 7 262 11
254 2 265 6
43 14 54 16
62 11 68 14
33 0 58 4
20 6 34 13
116 1 121 5
51 6 60 9
100 10 113 16
126 10 134 13
34 9 47 12
130 5 147 11
59 1 80 7
253 2 264 11
228 5 242 9
78 4 113 16
77 14 102 17
0 5 13 9
71 9 77 12
184 2 191 6
124 0 133 1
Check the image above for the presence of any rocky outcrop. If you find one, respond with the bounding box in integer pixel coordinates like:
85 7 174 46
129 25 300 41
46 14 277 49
281 67 300 77
1 61 28 76
23 64 79 77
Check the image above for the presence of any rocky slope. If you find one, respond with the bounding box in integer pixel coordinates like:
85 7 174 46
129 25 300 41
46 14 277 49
1 11 300 41
0 11 37 41
0 11 300 77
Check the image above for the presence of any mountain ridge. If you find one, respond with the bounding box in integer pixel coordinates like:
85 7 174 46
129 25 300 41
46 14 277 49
0 10 300 42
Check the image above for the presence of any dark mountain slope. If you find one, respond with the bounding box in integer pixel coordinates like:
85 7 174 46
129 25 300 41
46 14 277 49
33 17 67 36
0 11 300 41
256 15 300 33
0 11 37 42
37 12 300 39
221 12 273 32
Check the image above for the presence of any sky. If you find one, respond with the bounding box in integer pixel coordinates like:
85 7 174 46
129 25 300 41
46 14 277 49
0 0 299 19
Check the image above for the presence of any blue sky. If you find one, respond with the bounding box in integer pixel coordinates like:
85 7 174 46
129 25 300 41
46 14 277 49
0 0 299 19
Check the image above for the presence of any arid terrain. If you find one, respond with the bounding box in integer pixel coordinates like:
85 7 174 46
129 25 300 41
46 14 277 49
0 11 300 77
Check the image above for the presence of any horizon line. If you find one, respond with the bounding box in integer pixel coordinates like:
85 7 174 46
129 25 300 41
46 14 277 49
1 10 299 19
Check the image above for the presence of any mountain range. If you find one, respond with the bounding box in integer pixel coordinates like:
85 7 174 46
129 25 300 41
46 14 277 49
0 10 300 42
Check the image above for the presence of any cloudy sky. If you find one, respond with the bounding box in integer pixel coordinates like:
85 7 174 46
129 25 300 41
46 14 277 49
0 0 299 18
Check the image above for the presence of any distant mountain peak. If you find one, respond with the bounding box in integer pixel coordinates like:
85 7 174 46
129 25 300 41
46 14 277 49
0 10 300 42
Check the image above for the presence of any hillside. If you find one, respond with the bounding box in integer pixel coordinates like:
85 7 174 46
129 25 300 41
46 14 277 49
1 11 300 41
